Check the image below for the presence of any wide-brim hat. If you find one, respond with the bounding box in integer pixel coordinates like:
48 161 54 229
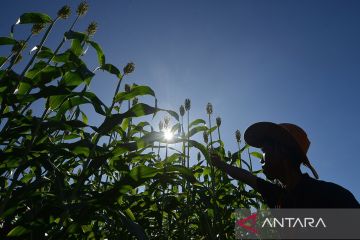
244 122 319 179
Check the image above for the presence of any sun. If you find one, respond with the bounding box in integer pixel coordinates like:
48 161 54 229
164 129 174 141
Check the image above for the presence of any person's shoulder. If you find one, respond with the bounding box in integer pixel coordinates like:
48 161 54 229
303 174 360 208
308 176 350 195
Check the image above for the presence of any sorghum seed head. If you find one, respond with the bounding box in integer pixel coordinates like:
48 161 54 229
203 131 209 144
77 1 89 16
132 97 138 106
206 103 213 115
164 116 170 129
179 105 185 117
57 5 71 19
227 150 232 158
216 117 221 127
197 152 201 161
86 21 98 36
235 129 241 143
159 121 164 131
31 23 45 35
184 99 191 111
125 84 131 93
123 62 135 75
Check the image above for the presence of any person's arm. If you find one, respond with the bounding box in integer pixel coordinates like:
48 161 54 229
211 152 259 191
211 152 283 208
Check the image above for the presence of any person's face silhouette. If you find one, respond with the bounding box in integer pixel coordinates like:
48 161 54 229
261 142 286 180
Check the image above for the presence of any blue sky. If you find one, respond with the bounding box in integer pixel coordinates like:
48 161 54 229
1 0 359 200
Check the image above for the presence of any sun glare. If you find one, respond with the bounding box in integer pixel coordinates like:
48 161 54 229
164 129 174 141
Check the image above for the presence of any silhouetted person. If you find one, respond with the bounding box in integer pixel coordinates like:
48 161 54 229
211 122 359 208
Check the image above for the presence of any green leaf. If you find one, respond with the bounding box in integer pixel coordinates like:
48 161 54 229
166 165 198 183
98 103 158 134
82 91 108 115
7 225 29 237
36 46 54 59
72 145 90 157
100 63 121 78
250 151 263 160
81 111 88 124
42 119 87 131
18 13 52 24
111 142 138 157
64 30 88 42
189 118 206 128
24 61 47 78
208 125 217 134
0 57 6 66
71 39 83 56
115 86 155 102
53 92 107 117
61 71 83 87
88 40 105 66
171 123 180 133
129 166 160 181
52 50 72 63
55 96 90 118
165 153 180 164
32 86 70 100
125 208 136 221
0 37 17 45
49 95 67 110
21 61 62 93
188 140 209 162
137 131 165 148
186 125 207 138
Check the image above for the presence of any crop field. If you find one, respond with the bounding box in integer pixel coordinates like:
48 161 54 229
0 3 264 239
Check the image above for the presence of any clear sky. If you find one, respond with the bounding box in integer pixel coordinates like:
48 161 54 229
1 0 359 200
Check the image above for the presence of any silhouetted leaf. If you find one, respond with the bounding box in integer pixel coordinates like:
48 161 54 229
130 166 160 181
98 103 157 134
188 140 209 161
119 211 149 240
0 37 17 45
112 142 138 157
0 57 6 66
166 165 198 183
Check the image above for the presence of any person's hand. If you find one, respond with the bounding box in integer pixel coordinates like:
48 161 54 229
210 152 226 169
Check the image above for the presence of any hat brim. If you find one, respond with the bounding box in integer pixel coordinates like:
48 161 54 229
244 122 308 163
